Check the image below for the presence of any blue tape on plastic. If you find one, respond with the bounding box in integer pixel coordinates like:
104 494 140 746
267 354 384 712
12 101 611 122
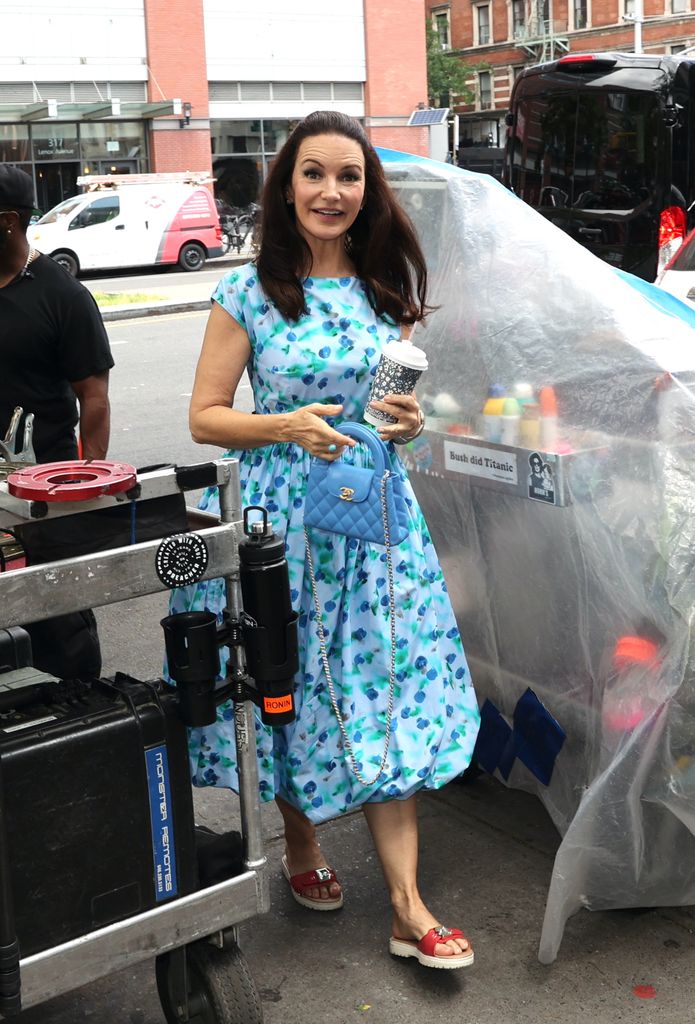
497 732 518 781
473 691 566 785
473 699 513 776
512 688 566 787
613 267 695 328
145 744 178 901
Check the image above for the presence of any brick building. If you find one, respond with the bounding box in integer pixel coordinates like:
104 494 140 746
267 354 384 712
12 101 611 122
0 0 428 213
426 0 694 148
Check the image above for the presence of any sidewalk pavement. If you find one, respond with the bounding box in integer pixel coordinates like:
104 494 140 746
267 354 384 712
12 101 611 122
83 253 246 321
16 593 695 1024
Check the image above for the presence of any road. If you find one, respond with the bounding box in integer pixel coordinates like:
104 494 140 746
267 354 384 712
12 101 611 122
105 308 252 468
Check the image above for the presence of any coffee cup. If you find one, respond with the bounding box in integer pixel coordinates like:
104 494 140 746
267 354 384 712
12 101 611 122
364 339 428 426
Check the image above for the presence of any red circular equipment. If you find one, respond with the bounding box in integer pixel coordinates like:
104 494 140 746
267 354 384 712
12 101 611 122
7 460 137 502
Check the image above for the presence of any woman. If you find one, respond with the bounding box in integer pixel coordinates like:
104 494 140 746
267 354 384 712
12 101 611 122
173 111 480 969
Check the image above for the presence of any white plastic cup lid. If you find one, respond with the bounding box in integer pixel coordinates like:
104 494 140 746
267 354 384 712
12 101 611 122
381 339 428 371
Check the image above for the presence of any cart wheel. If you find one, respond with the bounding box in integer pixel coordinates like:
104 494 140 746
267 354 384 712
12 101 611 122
156 941 263 1024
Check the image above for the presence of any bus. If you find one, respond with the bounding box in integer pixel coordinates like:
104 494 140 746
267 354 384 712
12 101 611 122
503 51 691 282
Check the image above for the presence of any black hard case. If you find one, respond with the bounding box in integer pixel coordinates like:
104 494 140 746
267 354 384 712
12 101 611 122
0 676 197 958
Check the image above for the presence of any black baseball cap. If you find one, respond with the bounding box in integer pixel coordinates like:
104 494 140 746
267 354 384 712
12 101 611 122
0 166 36 210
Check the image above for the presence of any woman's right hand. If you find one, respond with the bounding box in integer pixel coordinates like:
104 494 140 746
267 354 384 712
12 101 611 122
285 403 356 460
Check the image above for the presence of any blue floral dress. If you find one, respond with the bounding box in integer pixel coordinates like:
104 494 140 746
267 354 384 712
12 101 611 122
169 263 480 824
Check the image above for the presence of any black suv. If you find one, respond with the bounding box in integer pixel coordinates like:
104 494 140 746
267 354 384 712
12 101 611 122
504 52 691 281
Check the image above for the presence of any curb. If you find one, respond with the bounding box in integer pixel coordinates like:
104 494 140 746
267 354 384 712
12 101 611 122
101 299 211 322
93 253 248 322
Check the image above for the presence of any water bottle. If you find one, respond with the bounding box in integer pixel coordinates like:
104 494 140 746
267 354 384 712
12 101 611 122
238 507 299 726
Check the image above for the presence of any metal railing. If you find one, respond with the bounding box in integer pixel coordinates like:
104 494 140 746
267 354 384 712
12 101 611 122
514 17 568 40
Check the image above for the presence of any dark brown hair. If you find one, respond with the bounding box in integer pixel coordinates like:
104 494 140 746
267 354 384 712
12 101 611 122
256 110 429 325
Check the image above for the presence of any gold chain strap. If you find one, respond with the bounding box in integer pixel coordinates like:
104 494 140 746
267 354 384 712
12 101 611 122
304 470 397 787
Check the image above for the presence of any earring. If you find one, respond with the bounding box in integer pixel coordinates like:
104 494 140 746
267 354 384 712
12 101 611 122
6 229 10 236
285 196 293 205
344 233 353 253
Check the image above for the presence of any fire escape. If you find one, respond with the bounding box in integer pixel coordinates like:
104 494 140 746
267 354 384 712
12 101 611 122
514 0 569 62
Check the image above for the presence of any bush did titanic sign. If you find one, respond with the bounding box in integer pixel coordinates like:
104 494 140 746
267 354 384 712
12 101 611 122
443 439 518 485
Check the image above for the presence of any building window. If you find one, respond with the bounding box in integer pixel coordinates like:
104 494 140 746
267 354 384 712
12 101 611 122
479 70 492 108
213 155 262 209
211 117 315 207
0 125 30 163
79 122 145 168
32 125 79 162
303 83 332 100
671 43 687 52
333 82 363 100
476 4 491 44
512 0 526 36
671 0 687 12
432 7 451 49
210 81 364 103
574 0 588 28
0 121 148 213
624 0 635 16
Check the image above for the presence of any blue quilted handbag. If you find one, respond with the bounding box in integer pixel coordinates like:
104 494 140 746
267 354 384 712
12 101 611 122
303 422 408 786
303 422 409 547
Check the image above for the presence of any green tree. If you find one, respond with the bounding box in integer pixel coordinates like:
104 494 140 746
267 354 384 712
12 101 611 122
426 23 478 107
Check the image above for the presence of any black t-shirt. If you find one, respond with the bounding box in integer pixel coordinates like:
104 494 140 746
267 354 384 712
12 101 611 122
0 254 114 462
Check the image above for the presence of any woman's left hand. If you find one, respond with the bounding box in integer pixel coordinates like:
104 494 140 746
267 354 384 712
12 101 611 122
369 393 422 443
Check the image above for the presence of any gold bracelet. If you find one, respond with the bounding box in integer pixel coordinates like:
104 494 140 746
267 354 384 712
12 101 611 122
392 409 425 445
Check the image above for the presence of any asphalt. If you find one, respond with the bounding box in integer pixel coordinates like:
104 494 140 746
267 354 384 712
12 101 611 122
18 272 695 1024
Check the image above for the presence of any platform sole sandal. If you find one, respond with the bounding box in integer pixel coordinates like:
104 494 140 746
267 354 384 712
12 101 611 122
281 854 344 911
389 926 474 969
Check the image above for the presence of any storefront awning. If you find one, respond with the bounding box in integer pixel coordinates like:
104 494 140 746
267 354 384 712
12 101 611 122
457 109 508 122
0 100 184 124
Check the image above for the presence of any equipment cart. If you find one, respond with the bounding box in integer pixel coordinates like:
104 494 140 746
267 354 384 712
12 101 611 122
0 458 285 1023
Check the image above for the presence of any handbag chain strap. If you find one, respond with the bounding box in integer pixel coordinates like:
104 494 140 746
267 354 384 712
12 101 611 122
303 470 397 787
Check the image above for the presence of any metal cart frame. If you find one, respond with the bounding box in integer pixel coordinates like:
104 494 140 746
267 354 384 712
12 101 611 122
0 459 267 1018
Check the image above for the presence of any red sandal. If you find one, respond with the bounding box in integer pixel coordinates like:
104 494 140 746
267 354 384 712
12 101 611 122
281 854 344 911
389 926 474 969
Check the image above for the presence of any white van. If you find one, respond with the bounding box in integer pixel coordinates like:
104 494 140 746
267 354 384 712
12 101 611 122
28 172 224 276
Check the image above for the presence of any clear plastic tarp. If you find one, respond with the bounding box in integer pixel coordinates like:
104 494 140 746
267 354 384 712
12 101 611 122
380 150 695 963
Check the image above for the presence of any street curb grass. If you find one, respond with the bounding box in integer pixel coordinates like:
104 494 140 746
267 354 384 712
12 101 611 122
101 299 211 322
92 254 246 321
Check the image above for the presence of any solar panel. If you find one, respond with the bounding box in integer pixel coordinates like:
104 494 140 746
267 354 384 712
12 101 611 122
408 108 449 126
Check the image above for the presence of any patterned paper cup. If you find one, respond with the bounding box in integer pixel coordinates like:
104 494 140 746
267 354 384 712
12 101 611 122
364 340 428 426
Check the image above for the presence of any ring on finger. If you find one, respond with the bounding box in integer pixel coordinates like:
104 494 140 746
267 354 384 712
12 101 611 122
327 443 337 453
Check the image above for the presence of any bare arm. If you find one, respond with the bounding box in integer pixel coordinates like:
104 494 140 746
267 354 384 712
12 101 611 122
71 370 110 459
189 303 355 458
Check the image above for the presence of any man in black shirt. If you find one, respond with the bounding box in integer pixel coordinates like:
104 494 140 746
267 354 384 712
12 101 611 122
0 166 114 677
0 168 113 461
